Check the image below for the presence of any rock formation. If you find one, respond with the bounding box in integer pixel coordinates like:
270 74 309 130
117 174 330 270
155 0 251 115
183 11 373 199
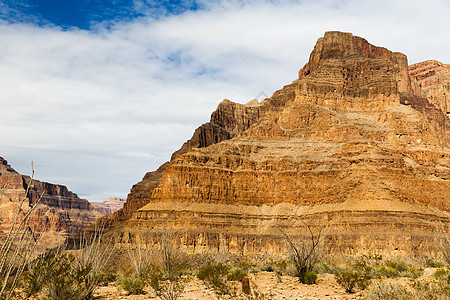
109 99 262 222
108 32 449 257
92 197 126 215
409 60 450 118
0 157 102 249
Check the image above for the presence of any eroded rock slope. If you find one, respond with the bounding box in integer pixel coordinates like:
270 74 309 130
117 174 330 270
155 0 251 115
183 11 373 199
112 32 449 256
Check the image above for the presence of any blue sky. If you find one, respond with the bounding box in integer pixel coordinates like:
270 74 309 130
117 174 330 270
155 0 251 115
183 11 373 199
1 0 204 29
0 0 449 202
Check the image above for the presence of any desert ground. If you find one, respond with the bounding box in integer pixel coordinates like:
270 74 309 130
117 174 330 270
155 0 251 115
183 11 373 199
93 267 440 300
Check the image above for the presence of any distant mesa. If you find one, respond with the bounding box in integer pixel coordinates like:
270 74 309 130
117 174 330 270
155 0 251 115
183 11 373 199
0 157 102 251
92 197 126 215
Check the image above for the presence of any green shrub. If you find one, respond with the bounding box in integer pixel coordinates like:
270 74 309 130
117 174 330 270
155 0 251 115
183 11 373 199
260 265 274 272
363 283 412 300
378 265 399 278
336 269 369 293
411 279 450 300
427 259 445 268
118 276 146 295
374 260 422 279
434 267 450 280
227 267 248 281
385 260 408 273
97 272 119 286
302 271 318 285
197 260 231 295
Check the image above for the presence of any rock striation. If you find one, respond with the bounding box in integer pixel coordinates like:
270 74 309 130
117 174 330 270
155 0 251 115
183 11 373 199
110 32 449 257
109 99 262 222
409 60 450 118
0 157 102 244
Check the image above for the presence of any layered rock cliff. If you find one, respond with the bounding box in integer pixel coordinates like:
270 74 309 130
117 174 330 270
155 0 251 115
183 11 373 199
109 99 262 222
409 60 450 118
112 32 449 256
92 197 126 215
0 157 102 239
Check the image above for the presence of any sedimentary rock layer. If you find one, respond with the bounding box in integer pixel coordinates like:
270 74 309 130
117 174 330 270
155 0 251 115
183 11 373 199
114 31 449 256
409 60 450 117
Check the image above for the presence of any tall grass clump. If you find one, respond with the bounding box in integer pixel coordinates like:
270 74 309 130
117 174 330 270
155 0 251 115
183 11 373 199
22 222 114 299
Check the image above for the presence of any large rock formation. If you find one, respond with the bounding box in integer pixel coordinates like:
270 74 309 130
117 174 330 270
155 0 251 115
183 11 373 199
0 157 102 248
111 32 449 257
109 99 262 222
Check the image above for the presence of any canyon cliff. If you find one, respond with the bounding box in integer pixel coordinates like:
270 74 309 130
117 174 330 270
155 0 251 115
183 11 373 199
0 157 102 249
106 32 449 256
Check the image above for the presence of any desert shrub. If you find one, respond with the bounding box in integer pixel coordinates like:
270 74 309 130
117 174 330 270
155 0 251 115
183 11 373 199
302 271 318 285
363 283 412 300
21 222 113 300
197 260 232 296
434 267 450 280
227 267 248 281
147 233 188 300
279 225 325 283
314 262 334 274
411 279 450 300
22 253 48 297
40 251 95 300
336 269 370 293
260 265 274 272
97 272 119 286
118 276 146 295
427 259 446 268
377 260 422 279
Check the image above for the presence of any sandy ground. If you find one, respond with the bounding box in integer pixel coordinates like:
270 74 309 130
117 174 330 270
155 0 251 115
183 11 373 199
91 267 443 300
93 271 369 300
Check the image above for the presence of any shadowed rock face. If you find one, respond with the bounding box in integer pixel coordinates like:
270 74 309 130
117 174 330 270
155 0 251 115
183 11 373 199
110 32 449 256
0 158 101 239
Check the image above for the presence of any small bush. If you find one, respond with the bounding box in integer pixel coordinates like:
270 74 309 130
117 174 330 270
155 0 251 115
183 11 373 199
197 260 231 295
427 259 445 268
336 269 369 293
363 283 412 300
411 279 450 300
378 265 399 278
260 265 274 272
97 272 119 286
302 271 318 285
118 276 146 295
434 267 450 280
227 267 248 281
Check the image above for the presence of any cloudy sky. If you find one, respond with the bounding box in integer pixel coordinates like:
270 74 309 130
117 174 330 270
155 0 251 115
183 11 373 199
0 0 449 202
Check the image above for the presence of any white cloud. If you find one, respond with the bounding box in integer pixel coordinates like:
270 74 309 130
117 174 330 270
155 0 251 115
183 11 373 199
0 0 449 201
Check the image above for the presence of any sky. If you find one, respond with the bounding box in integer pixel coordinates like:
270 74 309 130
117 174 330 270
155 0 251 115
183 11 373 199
0 0 449 202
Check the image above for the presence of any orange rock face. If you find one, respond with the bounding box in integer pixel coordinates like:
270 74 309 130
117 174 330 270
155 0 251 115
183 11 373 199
112 32 449 257
0 157 102 241
409 60 450 118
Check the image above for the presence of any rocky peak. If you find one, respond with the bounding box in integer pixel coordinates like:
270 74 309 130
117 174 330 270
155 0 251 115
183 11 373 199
298 31 411 94
0 157 18 175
